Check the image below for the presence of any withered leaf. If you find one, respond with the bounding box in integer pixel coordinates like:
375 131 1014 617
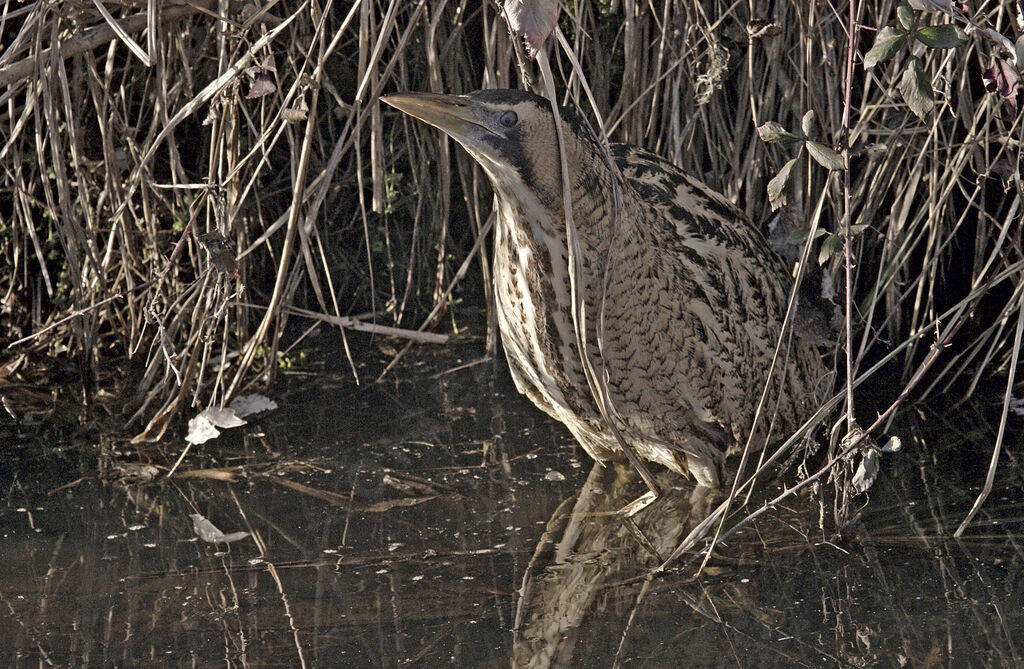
983 57 1020 117
503 0 559 58
756 121 800 144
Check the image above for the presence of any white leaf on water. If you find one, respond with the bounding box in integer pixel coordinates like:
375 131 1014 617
185 414 221 445
201 406 246 428
189 514 250 545
852 450 880 494
229 393 278 418
186 405 251 444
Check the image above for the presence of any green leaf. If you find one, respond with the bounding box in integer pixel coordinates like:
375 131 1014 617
800 110 815 137
818 233 842 265
897 3 915 31
915 25 968 49
907 0 952 10
767 157 798 211
790 226 828 244
898 55 934 120
864 26 908 68
756 121 800 145
807 141 845 170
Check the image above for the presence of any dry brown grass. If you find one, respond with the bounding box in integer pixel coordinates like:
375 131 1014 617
1 1 1020 532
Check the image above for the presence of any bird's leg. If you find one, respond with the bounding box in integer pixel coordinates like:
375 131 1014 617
620 514 664 563
617 489 659 517
610 433 662 514
613 455 664 561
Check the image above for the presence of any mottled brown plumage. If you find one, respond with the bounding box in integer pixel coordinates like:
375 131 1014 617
383 89 828 488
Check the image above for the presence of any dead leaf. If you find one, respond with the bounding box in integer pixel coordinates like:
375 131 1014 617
383 473 442 495
983 57 1020 118
270 476 441 512
503 0 559 57
198 232 237 275
229 393 277 418
189 514 250 545
175 467 242 482
852 450 880 493
247 72 276 99
747 18 781 39
362 496 439 512
186 406 246 445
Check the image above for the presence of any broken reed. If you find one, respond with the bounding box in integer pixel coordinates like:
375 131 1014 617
0 1 1019 458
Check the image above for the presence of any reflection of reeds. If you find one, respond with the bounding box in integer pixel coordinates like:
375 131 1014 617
2 2 1020 522
515 412 1024 667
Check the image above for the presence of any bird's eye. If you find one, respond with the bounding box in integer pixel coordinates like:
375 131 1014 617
498 111 518 128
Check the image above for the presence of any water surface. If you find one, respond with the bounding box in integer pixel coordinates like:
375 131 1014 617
2 337 1021 667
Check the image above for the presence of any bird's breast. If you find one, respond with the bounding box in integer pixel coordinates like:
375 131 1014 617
491 195 599 426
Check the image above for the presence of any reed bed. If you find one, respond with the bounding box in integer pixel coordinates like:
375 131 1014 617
1 1 1020 532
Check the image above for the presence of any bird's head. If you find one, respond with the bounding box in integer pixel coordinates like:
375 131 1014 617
382 89 599 210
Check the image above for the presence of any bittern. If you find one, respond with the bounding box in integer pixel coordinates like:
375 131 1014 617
382 89 827 490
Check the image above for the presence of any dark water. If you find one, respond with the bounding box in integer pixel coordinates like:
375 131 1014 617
2 337 1022 668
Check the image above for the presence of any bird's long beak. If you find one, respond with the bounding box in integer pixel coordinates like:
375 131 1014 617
381 92 488 141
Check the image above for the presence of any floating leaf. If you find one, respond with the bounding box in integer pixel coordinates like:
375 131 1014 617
915 24 967 49
767 157 798 210
800 109 816 137
899 55 934 120
189 514 251 545
185 407 247 445
807 141 845 170
186 415 219 445
756 121 800 144
200 406 245 428
852 450 880 494
864 26 908 68
229 393 278 419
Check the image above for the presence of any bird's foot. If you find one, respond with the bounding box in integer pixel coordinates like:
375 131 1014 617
617 489 658 517
617 490 664 562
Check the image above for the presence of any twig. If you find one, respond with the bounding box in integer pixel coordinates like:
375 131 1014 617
954 292 1024 536
0 1 217 90
282 306 449 344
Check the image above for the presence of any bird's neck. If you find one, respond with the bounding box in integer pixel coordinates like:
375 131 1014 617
492 140 626 251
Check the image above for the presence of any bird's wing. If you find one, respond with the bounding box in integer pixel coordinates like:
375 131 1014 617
603 144 794 448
